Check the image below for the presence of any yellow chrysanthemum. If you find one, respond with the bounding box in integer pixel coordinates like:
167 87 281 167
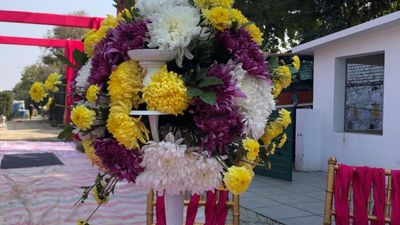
77 220 89 225
71 105 96 131
86 85 100 104
278 133 287 148
272 82 282 99
107 100 149 150
82 139 103 168
223 166 254 195
275 66 292 88
261 121 283 146
44 73 62 92
242 138 260 161
245 24 264 45
143 66 189 115
93 184 109 204
269 142 277 155
195 0 234 9
108 61 142 107
84 15 119 57
230 8 248 26
277 109 291 129
292 55 301 70
117 8 133 21
29 82 48 103
43 97 53 112
203 7 232 30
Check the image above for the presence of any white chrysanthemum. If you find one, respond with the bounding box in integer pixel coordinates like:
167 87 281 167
146 6 201 67
135 0 189 18
75 59 91 89
189 154 224 194
235 74 276 139
136 133 193 195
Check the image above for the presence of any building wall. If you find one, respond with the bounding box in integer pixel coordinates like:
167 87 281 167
297 25 400 171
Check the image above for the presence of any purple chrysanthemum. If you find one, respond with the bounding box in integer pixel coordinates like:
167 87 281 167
193 62 244 153
94 139 144 183
218 27 270 80
88 20 148 87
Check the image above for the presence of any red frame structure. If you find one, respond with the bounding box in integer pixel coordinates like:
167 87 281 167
0 10 104 123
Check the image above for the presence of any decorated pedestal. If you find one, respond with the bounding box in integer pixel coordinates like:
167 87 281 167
129 49 184 225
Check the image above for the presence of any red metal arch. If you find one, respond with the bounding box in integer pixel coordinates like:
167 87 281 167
0 10 105 122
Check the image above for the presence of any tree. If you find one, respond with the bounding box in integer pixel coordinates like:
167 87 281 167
235 0 400 52
0 91 14 118
41 10 89 73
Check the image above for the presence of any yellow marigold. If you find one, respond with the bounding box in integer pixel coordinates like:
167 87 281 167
275 66 292 89
230 8 248 26
107 61 142 108
29 82 48 103
195 0 234 9
86 85 100 104
261 134 272 146
277 108 291 129
292 55 301 70
272 82 282 99
262 121 283 146
77 220 89 225
143 66 189 115
44 73 62 92
203 7 232 30
242 138 260 161
93 184 109 204
107 100 149 150
278 133 287 148
245 24 263 45
84 15 119 57
71 105 96 131
82 139 103 168
223 166 254 195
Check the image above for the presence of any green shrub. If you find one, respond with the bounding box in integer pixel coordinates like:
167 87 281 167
0 91 14 119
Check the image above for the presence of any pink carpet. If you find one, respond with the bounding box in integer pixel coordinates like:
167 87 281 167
0 141 147 225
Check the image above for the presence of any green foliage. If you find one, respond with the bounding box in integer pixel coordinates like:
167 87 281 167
58 123 75 141
235 0 400 51
0 91 14 119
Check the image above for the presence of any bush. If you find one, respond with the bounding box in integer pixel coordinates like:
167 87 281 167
0 91 14 119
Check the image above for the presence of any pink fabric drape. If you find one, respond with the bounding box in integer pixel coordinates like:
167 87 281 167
391 170 400 225
156 194 166 225
204 191 217 225
334 164 353 225
371 168 386 225
353 167 373 225
89 17 103 29
216 190 230 225
64 40 83 123
186 194 200 225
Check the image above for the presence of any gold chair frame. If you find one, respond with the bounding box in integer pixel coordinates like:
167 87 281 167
146 190 240 225
323 157 393 224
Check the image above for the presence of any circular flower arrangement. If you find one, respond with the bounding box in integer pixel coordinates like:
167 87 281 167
30 0 300 223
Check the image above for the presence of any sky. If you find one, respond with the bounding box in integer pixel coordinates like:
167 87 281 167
0 0 116 91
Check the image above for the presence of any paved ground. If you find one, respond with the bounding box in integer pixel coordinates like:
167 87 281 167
0 119 327 224
0 118 62 141
242 172 327 225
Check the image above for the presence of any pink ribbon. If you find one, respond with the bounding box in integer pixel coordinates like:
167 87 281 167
216 190 229 225
186 194 200 225
371 168 386 225
391 170 400 225
156 194 166 225
334 164 353 225
353 166 373 225
204 191 217 225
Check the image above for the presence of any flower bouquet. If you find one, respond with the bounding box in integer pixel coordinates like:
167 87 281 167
32 0 301 224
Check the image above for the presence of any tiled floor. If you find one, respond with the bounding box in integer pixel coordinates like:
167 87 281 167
241 171 327 225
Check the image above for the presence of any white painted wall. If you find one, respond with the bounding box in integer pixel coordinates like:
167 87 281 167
297 24 400 171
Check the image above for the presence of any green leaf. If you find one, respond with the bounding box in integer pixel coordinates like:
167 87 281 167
199 91 217 105
193 68 208 83
56 55 76 69
198 76 223 88
58 124 75 141
187 87 203 98
73 49 88 67
269 56 279 71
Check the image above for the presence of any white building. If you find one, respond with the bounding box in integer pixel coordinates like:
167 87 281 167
293 11 400 171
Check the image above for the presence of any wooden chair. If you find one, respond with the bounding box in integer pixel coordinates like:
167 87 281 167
323 157 393 224
146 190 240 225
